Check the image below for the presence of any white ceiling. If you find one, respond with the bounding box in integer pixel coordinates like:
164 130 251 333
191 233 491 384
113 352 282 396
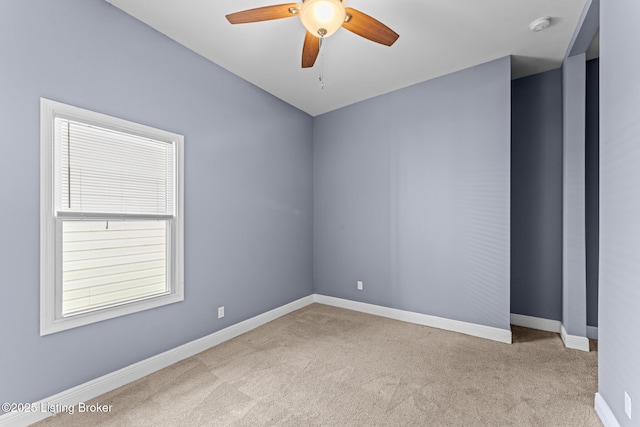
106 0 588 116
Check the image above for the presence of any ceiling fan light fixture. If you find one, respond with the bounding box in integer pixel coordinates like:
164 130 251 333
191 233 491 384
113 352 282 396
300 0 345 38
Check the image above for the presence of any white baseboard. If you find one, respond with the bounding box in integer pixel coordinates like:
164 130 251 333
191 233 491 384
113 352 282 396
595 392 621 427
560 324 590 352
314 294 512 344
510 313 593 351
0 295 315 427
510 313 561 333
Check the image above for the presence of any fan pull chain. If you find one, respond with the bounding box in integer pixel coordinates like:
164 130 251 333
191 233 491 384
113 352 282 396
318 38 324 90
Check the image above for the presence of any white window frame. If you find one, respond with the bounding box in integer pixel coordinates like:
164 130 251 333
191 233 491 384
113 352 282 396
40 98 184 335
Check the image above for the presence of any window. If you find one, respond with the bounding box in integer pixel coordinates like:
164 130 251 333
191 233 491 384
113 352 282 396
40 98 184 335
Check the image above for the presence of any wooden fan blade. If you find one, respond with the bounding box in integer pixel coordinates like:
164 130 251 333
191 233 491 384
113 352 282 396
226 3 299 24
342 7 399 46
302 32 320 68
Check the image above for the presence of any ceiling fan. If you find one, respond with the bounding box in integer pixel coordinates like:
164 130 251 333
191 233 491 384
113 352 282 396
225 0 399 68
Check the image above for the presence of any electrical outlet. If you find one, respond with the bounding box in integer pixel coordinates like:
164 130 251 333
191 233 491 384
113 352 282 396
357 281 363 291
218 306 225 319
625 391 632 419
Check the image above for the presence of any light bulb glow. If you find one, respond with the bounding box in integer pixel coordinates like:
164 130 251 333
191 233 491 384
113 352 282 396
314 2 335 22
300 0 345 38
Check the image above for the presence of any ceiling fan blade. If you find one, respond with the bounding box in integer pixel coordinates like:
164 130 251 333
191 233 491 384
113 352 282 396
226 3 299 24
342 7 399 46
302 32 320 68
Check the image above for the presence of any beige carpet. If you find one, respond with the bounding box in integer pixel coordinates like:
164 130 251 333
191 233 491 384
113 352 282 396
34 304 600 426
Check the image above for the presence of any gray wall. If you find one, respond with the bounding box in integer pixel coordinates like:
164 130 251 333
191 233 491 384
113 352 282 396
562 54 587 337
510 69 563 321
585 58 599 328
0 0 313 406
599 0 640 424
313 57 512 330
511 61 599 327
568 0 600 58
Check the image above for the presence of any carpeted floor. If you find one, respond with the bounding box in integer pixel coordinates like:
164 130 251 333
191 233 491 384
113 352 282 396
34 304 600 426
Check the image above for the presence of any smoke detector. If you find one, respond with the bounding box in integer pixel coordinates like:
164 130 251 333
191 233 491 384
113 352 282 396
529 17 551 32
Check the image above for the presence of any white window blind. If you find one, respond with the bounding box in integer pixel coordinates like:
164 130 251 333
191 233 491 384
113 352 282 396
55 118 175 217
